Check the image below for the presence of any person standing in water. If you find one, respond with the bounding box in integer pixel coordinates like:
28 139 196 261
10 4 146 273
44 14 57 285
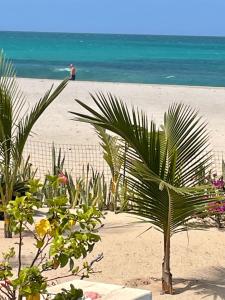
69 64 76 80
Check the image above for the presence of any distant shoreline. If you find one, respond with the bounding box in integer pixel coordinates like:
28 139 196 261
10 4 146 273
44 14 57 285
16 76 225 90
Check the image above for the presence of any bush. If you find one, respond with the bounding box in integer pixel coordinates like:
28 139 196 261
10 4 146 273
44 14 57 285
0 178 102 300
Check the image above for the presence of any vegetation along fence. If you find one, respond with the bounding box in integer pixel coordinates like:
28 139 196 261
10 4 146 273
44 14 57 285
24 140 225 180
24 140 111 180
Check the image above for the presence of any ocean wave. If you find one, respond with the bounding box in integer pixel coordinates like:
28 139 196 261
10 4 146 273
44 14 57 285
165 75 175 79
54 67 70 72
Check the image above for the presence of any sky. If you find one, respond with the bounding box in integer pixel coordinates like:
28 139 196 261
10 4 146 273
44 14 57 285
1 0 225 36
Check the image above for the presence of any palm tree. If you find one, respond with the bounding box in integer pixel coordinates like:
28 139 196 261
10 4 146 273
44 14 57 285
0 51 68 237
94 125 123 211
70 93 213 294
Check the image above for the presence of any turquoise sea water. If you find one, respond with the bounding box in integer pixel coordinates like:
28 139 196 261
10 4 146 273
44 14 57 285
1 31 225 87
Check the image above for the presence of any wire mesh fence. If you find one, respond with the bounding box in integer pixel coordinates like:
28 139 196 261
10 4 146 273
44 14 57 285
23 140 111 180
23 140 225 181
211 150 225 175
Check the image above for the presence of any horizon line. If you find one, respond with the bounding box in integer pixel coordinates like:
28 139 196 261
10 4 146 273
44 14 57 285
1 29 225 39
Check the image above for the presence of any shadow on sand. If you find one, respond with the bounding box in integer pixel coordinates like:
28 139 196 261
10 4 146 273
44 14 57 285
126 267 225 299
173 267 225 299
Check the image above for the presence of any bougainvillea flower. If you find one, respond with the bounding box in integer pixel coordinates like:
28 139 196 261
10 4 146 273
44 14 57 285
212 178 224 189
208 201 225 213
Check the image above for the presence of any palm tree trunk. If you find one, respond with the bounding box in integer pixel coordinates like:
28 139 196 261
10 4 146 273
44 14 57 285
162 234 173 293
162 188 173 294
4 212 12 238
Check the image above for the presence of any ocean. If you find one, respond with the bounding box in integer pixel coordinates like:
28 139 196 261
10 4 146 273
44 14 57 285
1 31 225 87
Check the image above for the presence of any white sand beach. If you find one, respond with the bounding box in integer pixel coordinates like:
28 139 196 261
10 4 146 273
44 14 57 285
1 78 225 299
18 78 225 151
1 212 225 300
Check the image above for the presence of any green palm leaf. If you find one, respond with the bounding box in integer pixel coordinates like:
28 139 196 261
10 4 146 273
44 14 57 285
0 50 68 238
14 79 68 164
71 92 216 294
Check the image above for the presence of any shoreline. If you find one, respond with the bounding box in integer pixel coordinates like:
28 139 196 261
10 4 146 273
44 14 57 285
16 76 225 90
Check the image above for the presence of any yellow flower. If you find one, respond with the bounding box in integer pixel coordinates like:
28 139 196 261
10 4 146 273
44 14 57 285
69 219 76 227
35 219 51 238
26 294 40 300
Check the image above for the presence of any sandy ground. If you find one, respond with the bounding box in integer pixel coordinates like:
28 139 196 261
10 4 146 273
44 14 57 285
1 212 225 300
2 79 225 299
17 78 225 150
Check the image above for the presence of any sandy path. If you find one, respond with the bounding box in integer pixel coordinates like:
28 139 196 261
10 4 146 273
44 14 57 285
1 212 225 299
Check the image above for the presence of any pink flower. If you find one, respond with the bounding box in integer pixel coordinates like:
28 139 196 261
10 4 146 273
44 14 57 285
58 172 68 185
212 177 224 189
208 201 225 213
85 291 101 299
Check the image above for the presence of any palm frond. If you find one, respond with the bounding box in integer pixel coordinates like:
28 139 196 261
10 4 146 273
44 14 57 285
0 51 68 209
164 103 211 186
14 79 68 164
71 92 213 234
94 125 123 176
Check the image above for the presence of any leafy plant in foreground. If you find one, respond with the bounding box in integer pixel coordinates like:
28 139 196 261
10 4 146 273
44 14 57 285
52 284 83 300
0 179 102 300
0 51 68 238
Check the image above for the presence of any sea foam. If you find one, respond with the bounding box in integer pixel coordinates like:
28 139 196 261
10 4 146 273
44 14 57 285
54 68 70 72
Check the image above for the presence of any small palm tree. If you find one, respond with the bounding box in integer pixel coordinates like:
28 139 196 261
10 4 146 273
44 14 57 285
70 93 213 294
94 125 123 211
0 51 68 237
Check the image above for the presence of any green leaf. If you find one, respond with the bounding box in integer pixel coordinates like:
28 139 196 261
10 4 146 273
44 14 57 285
71 94 215 235
36 240 44 249
69 258 74 271
59 253 69 268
